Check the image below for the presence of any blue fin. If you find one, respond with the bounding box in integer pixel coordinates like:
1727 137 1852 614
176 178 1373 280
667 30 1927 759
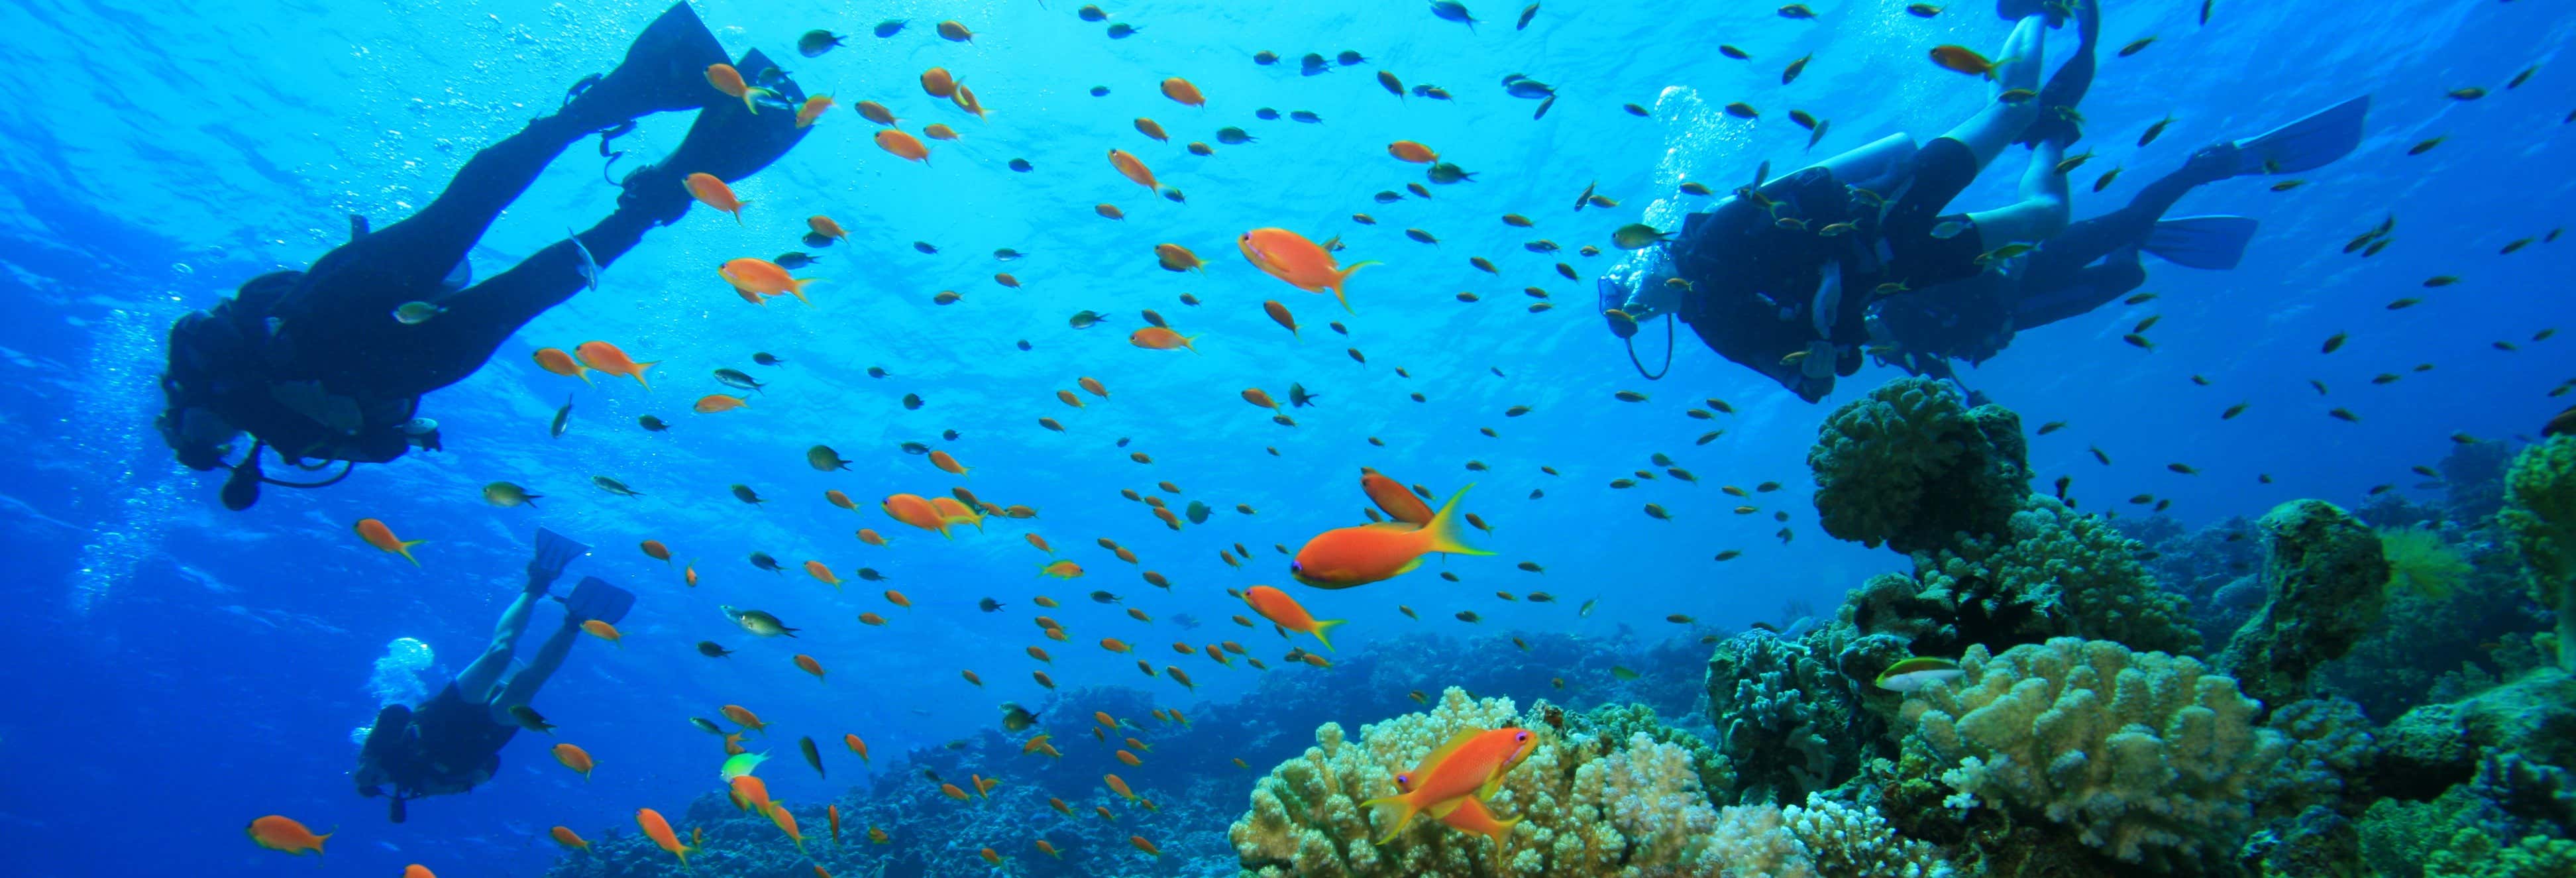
561 576 635 626
2141 215 2258 270
530 527 590 580
2229 96 2369 176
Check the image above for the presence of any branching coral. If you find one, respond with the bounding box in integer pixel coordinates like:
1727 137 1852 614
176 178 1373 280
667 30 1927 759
1898 637 2290 864
1704 631 1865 805
1808 376 2032 554
2501 436 2576 671
1228 688 1731 877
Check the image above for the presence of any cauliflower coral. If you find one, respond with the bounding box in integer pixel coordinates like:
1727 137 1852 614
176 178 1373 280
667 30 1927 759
2500 435 2576 670
1808 376 2032 555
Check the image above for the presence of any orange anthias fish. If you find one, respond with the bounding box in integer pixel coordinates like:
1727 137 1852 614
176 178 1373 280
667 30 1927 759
804 561 842 586
845 734 870 761
722 704 769 734
1239 227 1379 312
828 804 841 844
1928 44 2000 78
809 215 851 244
573 341 657 389
883 493 955 537
694 394 750 413
246 815 330 857
1386 140 1439 163
1263 300 1299 337
1360 727 1540 842
1245 585 1346 650
581 619 621 647
1104 773 1140 802
875 129 932 164
353 518 426 565
1134 117 1169 142
551 742 595 780
1160 77 1206 107
1291 486 1493 588
1360 468 1436 525
731 775 775 815
549 826 590 851
1242 388 1280 411
795 95 835 129
684 172 748 224
1040 559 1084 578
857 527 888 545
929 450 972 476
705 63 775 113
920 66 958 97
1398 774 1523 850
720 258 821 307
641 539 672 561
928 496 986 531
1107 148 1160 193
1128 326 1199 353
795 653 827 681
767 802 807 855
532 347 592 384
636 807 694 869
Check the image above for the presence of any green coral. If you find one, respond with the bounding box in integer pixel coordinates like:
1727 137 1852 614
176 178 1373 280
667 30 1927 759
1809 376 2033 555
1704 631 1866 805
2500 436 2576 671
1697 794 1960 877
2220 500 2391 708
1228 688 1731 877
1841 496 2200 661
1898 637 2290 865
2425 831 2576 878
2382 525 2470 600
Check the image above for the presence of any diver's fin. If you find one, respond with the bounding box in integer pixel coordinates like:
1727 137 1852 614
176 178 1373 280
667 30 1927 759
349 214 372 241
616 47 813 225
561 1 729 128
441 256 473 292
530 527 591 580
561 576 636 626
2229 96 2369 176
2141 215 2258 270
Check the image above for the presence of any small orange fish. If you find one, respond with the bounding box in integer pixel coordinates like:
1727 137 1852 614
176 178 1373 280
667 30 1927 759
845 734 870 761
1036 838 1063 858
1105 773 1140 801
994 272 1020 288
1026 533 1053 553
923 123 960 141
1246 585 1346 649
828 804 841 845
1040 559 1084 578
875 129 931 163
1100 637 1132 653
938 19 973 41
927 450 973 477
1056 389 1085 408
1387 140 1439 163
869 826 890 844
580 619 621 647
353 518 426 565
951 83 987 120
1131 835 1163 858
1291 486 1493 588
981 848 1004 865
549 826 590 851
1361 468 1435 525
1928 44 2000 78
403 866 435 878
1360 728 1540 842
856 527 888 545
722 704 768 734
1161 77 1206 107
721 257 822 306
1129 326 1199 352
1155 243 1205 273
635 808 693 869
921 67 958 99
694 394 750 413
883 493 955 537
245 815 330 857
855 100 898 125
1134 117 1169 142
1108 149 1160 192
641 539 672 562
961 669 983 687
1239 227 1378 312
705 63 775 114
943 783 970 800
796 95 835 128
551 743 594 780
795 653 827 681
1263 300 1299 337
573 341 657 389
858 611 886 626
531 347 592 384
1116 749 1143 766
1079 376 1110 398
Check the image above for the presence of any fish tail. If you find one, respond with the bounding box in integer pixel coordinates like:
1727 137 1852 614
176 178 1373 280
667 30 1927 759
1358 793 1419 844
1422 486 1497 557
574 368 594 386
633 361 659 390
399 539 427 567
732 202 747 225
743 87 775 115
1333 261 1379 312
1183 334 1202 355
792 278 824 307
1311 618 1346 651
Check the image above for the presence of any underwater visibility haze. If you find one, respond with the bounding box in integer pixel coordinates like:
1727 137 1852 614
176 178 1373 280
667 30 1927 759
3 0 2575 875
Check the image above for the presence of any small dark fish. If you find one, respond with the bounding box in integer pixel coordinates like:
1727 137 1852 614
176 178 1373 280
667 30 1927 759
798 30 845 58
1782 54 1811 85
899 441 930 455
749 552 784 573
1288 384 1318 408
714 368 765 394
2322 332 2348 354
1338 50 1368 66
2139 115 2173 146
768 252 815 269
2509 66 2536 89
801 736 826 778
1406 229 1440 245
1300 54 1330 76
872 19 906 38
1106 23 1140 38
731 484 765 505
979 597 1004 612
2424 275 2459 288
2037 421 2067 435
637 414 669 431
2330 408 2361 422
902 393 924 410
1427 162 1477 184
2090 446 2112 465
2094 167 2121 192
2448 87 2487 101
2118 36 2155 57
2502 238 2534 254
2408 137 2445 156
1778 3 1817 19
1724 101 1758 119
2223 402 2248 419
1216 127 1255 144
751 352 783 366
913 241 938 254
509 704 555 734
1906 3 1941 15
1430 0 1479 29
2198 0 2212 25
1008 158 1034 172
549 394 573 439
696 641 734 658
1079 5 1110 22
2310 379 2330 395
1290 111 1323 124
593 475 643 496
1185 500 1211 524
1790 109 1817 130
1517 2 1539 29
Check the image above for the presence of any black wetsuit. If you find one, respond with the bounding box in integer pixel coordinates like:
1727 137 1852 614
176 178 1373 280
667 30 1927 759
1870 154 2235 372
357 684 517 818
1670 137 1992 400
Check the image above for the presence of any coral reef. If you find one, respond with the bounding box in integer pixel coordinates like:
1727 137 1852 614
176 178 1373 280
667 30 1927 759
1839 496 2201 667
2443 439 2516 522
2382 525 2473 600
1228 687 1728 877
1809 376 2033 554
1898 637 2290 865
2501 436 2576 671
2218 500 2390 710
1703 630 1867 805
1699 795 1960 877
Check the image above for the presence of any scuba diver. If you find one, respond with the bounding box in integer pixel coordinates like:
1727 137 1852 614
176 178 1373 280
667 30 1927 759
1866 96 2371 380
155 3 810 510
1596 0 2100 402
354 528 629 822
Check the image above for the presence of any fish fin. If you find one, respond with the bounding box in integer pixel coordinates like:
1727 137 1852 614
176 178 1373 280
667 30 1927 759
633 360 659 390
1311 618 1346 651
1332 261 1381 312
1357 793 1419 844
791 277 824 307
1426 796 1469 820
1421 485 1497 556
399 539 428 567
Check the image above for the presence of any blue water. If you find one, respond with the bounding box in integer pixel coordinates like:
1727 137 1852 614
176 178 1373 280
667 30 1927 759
1 0 2569 874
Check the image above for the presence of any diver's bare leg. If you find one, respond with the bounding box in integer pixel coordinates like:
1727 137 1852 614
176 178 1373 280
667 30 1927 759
1937 16 2049 170
451 564 559 701
1966 139 2071 245
488 619 581 721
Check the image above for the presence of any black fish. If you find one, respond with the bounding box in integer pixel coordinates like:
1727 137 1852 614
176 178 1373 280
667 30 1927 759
774 252 819 270
978 597 1004 612
1517 3 1539 29
800 736 825 778
872 19 906 38
1186 500 1212 524
549 394 573 439
797 30 845 58
1289 383 1320 407
696 641 733 657
912 241 938 254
